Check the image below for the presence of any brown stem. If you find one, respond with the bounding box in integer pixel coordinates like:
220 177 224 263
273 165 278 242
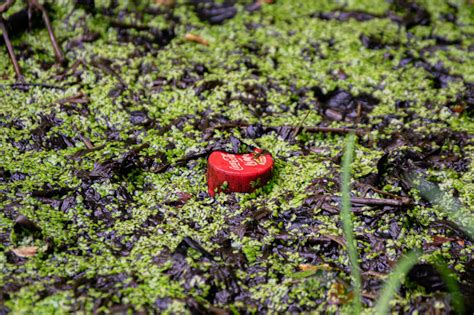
318 235 346 247
91 58 127 87
291 110 311 138
0 83 64 90
28 0 65 64
0 0 15 13
334 196 412 207
209 122 365 136
152 151 209 173
109 20 151 31
299 126 364 136
0 16 23 81
361 292 378 300
56 92 89 104
358 182 407 200
362 270 387 279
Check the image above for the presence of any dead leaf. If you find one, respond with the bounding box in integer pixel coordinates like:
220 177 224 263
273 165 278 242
298 263 332 271
429 235 456 246
11 246 38 257
328 282 354 305
176 191 192 202
184 33 209 46
452 105 464 113
155 0 175 6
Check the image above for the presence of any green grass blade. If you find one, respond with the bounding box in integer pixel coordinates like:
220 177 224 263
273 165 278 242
408 173 474 239
340 133 362 313
434 259 465 314
374 250 422 315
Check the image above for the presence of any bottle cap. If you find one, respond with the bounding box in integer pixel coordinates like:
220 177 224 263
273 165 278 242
207 149 273 197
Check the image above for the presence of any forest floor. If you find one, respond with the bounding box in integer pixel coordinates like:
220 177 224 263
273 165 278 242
0 0 473 313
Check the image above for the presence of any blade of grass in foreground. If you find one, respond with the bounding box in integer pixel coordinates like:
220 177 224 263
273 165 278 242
340 133 361 313
406 172 474 239
434 259 465 314
374 250 422 315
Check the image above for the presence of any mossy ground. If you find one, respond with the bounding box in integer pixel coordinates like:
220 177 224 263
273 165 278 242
0 0 473 313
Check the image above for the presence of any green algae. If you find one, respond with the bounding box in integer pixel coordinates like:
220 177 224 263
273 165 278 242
0 0 473 313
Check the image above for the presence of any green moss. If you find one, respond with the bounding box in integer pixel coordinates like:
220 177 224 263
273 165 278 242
0 0 473 313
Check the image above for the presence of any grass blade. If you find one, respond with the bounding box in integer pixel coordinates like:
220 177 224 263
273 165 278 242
374 250 422 315
434 259 465 314
406 173 474 239
340 133 362 313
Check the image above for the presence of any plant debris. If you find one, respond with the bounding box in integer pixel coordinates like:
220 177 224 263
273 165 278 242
184 33 209 46
10 247 38 258
0 0 472 314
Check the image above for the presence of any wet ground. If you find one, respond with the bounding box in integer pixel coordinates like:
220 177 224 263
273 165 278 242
0 0 473 313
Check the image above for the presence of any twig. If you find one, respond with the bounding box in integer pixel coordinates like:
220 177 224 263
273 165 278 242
0 15 23 80
319 234 346 247
55 59 86 80
0 0 15 12
291 110 311 139
362 270 387 279
355 182 407 200
361 292 378 300
109 20 151 31
69 144 105 161
0 83 65 90
56 92 89 104
299 126 364 136
311 194 412 212
207 121 365 136
333 196 412 207
321 203 339 214
152 151 209 173
208 121 249 131
29 0 65 64
90 58 127 87
78 134 94 150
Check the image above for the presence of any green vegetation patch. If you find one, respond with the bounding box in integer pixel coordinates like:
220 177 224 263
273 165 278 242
0 0 473 313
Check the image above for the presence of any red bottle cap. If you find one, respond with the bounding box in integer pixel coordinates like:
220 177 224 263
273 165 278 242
207 149 273 197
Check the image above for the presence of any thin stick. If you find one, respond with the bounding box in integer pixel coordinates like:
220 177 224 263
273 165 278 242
91 58 127 87
356 182 407 200
301 126 364 136
0 16 23 80
361 292 378 300
56 92 89 104
109 20 151 31
152 151 209 173
0 0 15 13
291 110 311 139
28 0 65 64
334 196 412 207
209 122 365 136
0 83 64 90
